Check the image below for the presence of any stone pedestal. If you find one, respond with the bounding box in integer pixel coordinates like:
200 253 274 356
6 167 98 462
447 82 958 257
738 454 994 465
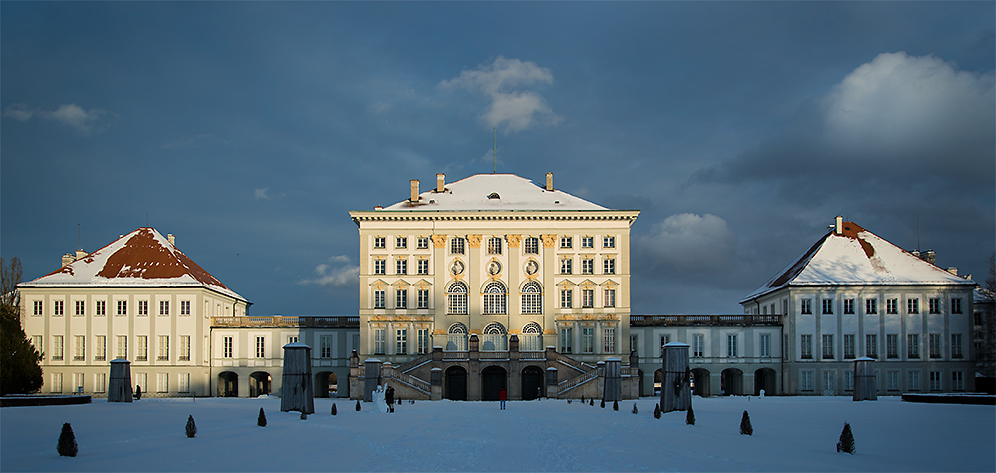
603 358 621 402
430 367 442 401
853 357 877 401
108 359 132 403
280 343 315 414
661 342 691 413
364 359 382 402
546 367 558 398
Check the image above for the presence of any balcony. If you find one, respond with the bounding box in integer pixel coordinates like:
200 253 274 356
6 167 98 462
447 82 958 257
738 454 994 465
211 316 359 328
630 314 781 327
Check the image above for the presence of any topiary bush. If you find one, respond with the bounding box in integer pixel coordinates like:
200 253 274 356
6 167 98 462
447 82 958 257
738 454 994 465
740 410 753 436
837 422 855 454
613 400 619 411
257 408 267 427
589 398 594 406
654 403 661 419
632 403 638 414
185 415 197 438
600 399 605 408
355 400 361 411
331 403 337 416
57 422 77 457
686 406 695 425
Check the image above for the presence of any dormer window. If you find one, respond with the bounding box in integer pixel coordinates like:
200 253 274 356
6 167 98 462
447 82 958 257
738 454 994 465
488 192 500 199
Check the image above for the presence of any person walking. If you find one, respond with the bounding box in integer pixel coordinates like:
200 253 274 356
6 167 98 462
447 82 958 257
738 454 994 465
385 386 395 413
499 387 507 410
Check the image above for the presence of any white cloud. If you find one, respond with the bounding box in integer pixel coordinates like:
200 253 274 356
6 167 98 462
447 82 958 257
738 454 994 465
298 256 359 288
254 188 271 200
3 103 108 134
639 213 737 271
440 56 562 133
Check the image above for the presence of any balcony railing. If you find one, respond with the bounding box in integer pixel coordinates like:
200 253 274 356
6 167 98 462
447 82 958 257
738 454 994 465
211 316 359 328
630 315 781 326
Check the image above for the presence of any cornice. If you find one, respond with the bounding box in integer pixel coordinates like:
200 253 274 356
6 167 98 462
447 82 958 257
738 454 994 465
349 209 640 224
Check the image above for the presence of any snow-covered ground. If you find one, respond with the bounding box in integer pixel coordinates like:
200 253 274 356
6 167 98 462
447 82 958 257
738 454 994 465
2 396 993 472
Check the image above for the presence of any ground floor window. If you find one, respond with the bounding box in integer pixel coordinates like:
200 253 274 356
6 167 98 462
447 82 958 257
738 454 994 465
800 370 813 392
908 371 921 391
560 327 573 354
929 371 942 391
952 371 964 391
179 373 190 393
94 373 106 393
887 371 899 391
374 329 386 355
50 373 63 393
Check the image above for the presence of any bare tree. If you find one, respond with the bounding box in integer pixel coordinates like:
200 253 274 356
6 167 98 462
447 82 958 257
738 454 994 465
979 254 996 378
0 257 23 308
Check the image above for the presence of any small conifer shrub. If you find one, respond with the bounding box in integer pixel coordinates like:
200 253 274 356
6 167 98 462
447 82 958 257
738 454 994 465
837 422 855 454
632 403 638 414
567 399 572 404
57 423 78 457
654 403 661 419
589 398 594 406
257 408 267 427
740 410 753 436
613 400 619 411
686 406 695 425
300 412 307 420
185 415 197 438
355 400 361 411
331 403 337 416
581 395 585 403
600 399 605 408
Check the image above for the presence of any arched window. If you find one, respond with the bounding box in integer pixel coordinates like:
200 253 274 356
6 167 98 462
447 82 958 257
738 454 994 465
521 322 543 351
482 322 507 351
521 282 542 314
483 281 507 315
447 282 468 315
446 323 468 351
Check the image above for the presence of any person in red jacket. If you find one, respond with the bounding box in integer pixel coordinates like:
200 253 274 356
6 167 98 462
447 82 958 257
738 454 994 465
499 387 507 410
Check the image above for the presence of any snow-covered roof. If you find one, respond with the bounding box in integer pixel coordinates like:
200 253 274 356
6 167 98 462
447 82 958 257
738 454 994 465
380 174 607 211
20 227 248 302
742 221 975 302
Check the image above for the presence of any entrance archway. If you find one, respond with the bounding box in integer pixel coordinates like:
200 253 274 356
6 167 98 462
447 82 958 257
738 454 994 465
445 366 467 400
315 372 338 398
218 371 238 397
481 366 507 401
691 368 710 396
521 366 544 400
249 372 271 397
721 368 743 395
654 369 663 395
754 368 776 396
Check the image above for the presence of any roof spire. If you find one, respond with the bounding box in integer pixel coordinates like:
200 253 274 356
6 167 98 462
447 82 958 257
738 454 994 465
493 127 497 174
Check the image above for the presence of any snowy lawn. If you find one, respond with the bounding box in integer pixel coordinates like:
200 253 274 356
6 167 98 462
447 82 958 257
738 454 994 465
1 395 993 472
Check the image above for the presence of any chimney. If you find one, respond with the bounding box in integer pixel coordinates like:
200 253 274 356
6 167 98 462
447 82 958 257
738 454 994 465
75 249 88 260
546 172 554 191
835 216 843 235
410 179 419 203
436 173 445 193
62 253 74 267
947 267 958 276
923 250 936 265
167 234 175 247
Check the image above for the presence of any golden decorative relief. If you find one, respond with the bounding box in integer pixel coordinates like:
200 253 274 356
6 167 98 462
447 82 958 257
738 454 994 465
541 234 557 248
432 235 448 248
467 235 482 248
542 329 557 335
506 234 522 248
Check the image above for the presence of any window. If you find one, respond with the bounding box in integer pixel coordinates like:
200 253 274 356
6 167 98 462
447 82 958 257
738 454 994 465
823 371 835 394
524 237 539 254
53 300 64 316
581 236 594 248
157 373 169 393
560 257 573 275
374 290 386 309
582 289 594 308
907 298 919 314
137 336 148 361
886 298 898 314
374 259 386 275
256 336 267 358
560 289 573 309
842 334 855 359
50 373 63 393
179 336 190 361
446 323 468 351
521 282 542 314
844 371 854 392
138 300 148 316
887 371 899 391
603 327 616 353
727 334 738 358
374 236 386 249
693 334 704 358
95 373 107 393
951 334 963 358
374 329 386 355
417 329 429 354
396 236 407 249
33 300 43 316
180 300 190 316
887 334 899 358
603 236 615 248
865 298 877 315
178 373 190 393
396 259 408 275
481 323 507 351
288 335 298 344
417 259 429 275
801 299 812 315
659 334 671 356
760 333 771 358
801 371 813 392
604 288 616 308
908 370 921 391
32 336 42 354
580 327 594 354
929 333 941 358
447 283 468 314
482 282 507 315
117 300 127 316
223 336 233 359
158 335 169 361
822 334 834 359
74 335 86 360
907 334 920 358
95 335 106 361
951 297 962 314
117 336 127 359
450 237 465 255
865 334 877 358
417 289 429 309
582 258 594 275
417 236 429 249
928 298 940 314
952 371 965 391
822 298 834 315
396 288 408 309
487 237 502 255
52 336 63 360
74 373 84 394
559 327 573 353
843 299 855 314
560 236 572 248
929 371 942 391
800 334 813 359
320 335 332 358
95 300 106 316
75 300 85 316
159 300 169 316
603 258 616 275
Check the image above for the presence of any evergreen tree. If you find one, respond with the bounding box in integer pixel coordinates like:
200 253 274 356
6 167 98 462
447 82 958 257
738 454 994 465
185 415 197 438
57 422 78 457
567 399 572 404
0 258 42 396
632 403 638 414
331 403 337 415
837 422 855 454
740 410 753 436
355 400 361 411
589 398 594 406
300 412 307 420
613 400 619 411
654 403 661 419
257 408 267 427
685 406 695 425
600 399 605 408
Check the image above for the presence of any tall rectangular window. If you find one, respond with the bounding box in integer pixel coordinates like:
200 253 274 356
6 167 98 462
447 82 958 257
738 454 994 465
865 334 878 358
822 334 834 359
158 335 169 361
180 300 191 316
887 334 899 358
95 335 106 361
581 327 594 354
603 327 615 353
560 258 573 275
256 336 267 358
800 334 813 359
223 336 233 358
137 336 148 361
417 259 429 275
51 373 63 393
179 335 190 361
157 373 169 393
75 300 85 316
396 289 407 309
396 329 407 354
659 335 671 356
951 333 963 358
603 258 616 275
908 371 921 391
929 333 941 358
951 297 962 314
887 371 899 391
53 300 64 316
417 329 429 354
396 236 407 249
32 336 42 354
74 373 84 394
374 259 386 275
95 300 106 316
95 373 107 393
907 334 920 359
844 371 854 392
907 298 919 314
159 300 169 316
801 371 813 392
178 373 190 393
417 236 429 249
582 289 594 308
604 288 616 308
396 259 407 275
692 334 704 358
929 371 942 391
928 298 940 314
524 237 539 254
822 298 834 315
886 298 898 314
320 335 332 358
801 299 812 315
117 300 127 316
374 329 386 355
952 371 964 391
74 335 86 360
417 289 430 309
559 327 573 354
487 237 502 255
374 290 386 309
560 289 573 309
843 334 855 359
33 300 43 316
865 298 877 315
450 237 465 255
582 258 594 275
843 299 855 314
52 336 63 360
373 236 386 249
760 333 771 358
138 300 148 316
117 336 127 359
727 334 738 358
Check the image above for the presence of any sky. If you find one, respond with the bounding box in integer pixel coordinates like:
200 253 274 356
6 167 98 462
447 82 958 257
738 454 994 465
2 2 993 315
